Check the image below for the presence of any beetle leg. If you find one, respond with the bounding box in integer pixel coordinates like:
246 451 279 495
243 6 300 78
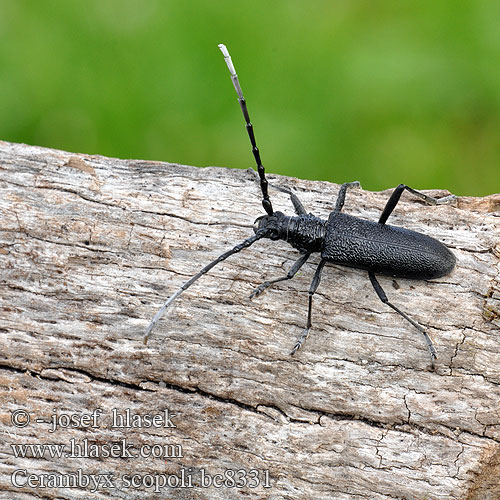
250 252 311 298
291 259 326 355
247 168 308 216
379 184 456 225
368 271 437 369
271 183 308 216
334 181 362 212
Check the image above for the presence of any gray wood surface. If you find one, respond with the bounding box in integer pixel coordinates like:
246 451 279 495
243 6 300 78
1 140 499 499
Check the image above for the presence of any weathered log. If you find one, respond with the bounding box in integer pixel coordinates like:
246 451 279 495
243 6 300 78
1 140 499 500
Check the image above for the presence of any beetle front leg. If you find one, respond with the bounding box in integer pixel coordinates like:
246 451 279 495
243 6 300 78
250 252 311 299
247 167 308 216
271 183 308 216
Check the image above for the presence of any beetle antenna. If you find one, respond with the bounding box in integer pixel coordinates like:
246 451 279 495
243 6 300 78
143 231 267 343
218 43 274 216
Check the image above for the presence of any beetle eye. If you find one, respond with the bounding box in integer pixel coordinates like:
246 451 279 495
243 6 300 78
253 216 265 234
269 228 280 240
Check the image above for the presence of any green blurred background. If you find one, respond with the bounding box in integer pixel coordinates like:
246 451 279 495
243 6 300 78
1 0 499 196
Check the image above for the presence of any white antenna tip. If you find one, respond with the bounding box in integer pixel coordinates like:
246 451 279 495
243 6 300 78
218 43 236 76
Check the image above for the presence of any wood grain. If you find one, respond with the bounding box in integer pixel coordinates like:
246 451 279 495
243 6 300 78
1 141 499 499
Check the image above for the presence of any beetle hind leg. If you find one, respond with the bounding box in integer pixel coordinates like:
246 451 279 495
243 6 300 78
368 271 437 369
379 184 456 225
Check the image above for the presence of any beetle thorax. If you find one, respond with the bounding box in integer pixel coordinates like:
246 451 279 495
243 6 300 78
254 211 326 253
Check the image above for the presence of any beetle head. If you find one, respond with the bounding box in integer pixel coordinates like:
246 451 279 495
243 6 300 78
254 211 288 240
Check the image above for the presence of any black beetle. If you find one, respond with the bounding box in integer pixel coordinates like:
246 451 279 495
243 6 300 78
144 44 456 369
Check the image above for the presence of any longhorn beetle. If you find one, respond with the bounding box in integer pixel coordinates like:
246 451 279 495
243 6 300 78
144 43 456 368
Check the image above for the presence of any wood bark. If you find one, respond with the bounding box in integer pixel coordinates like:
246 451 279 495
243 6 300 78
1 140 500 500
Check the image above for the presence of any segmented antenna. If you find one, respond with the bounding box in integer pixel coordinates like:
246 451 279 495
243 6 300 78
218 43 274 216
143 231 267 343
